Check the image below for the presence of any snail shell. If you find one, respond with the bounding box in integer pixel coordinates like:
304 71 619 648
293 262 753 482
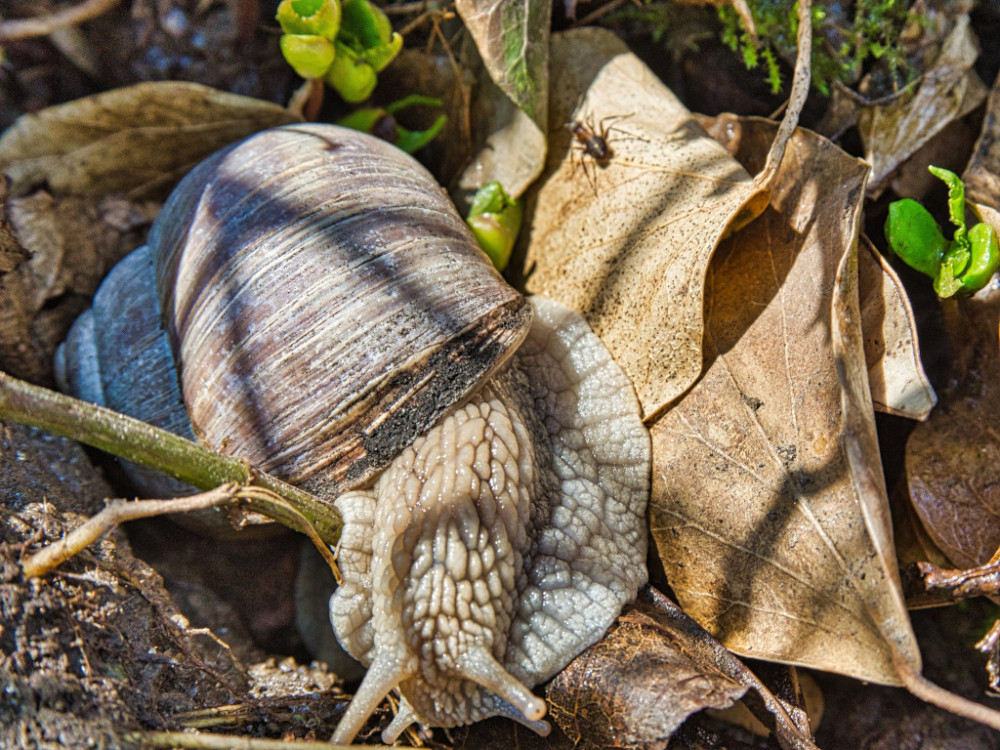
54 124 650 742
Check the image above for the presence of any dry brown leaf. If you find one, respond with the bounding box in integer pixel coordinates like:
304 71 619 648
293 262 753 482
649 120 921 686
0 82 299 199
547 603 749 747
547 588 818 750
892 479 953 583
521 28 768 418
701 114 936 421
860 14 987 198
454 0 549 202
963 69 1000 211
457 61 549 204
521 8 813 417
0 185 154 382
906 289 1000 570
858 236 937 420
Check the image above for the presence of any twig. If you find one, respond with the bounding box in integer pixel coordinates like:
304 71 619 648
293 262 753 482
125 731 367 749
756 0 811 188
917 558 1000 601
21 484 242 577
0 370 342 547
0 0 122 41
572 0 630 29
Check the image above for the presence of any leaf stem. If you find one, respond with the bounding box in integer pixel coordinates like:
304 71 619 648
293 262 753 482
894 652 1000 731
0 370 342 546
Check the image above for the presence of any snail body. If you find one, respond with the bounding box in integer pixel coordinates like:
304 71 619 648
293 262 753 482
55 124 650 742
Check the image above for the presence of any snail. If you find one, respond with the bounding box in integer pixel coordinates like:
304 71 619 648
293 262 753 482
54 123 650 743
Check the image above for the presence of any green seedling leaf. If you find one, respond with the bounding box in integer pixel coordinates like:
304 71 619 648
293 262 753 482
885 166 1000 297
962 222 1000 291
326 41 377 102
933 257 964 298
279 34 336 79
884 198 947 278
929 165 970 252
466 181 522 271
335 107 385 135
393 115 446 153
339 0 401 71
276 0 341 39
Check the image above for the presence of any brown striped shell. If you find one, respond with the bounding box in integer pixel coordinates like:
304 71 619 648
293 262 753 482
60 123 530 501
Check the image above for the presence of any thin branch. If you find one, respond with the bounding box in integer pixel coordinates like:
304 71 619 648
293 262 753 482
0 0 122 42
125 731 365 749
917 558 1000 601
0 370 342 547
756 0 811 188
21 485 240 577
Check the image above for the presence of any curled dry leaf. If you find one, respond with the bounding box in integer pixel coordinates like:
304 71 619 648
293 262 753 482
649 119 921 685
902 69 1000 570
522 28 768 418
547 602 749 747
454 0 550 200
457 56 549 204
860 14 987 198
906 288 1000 570
963 68 1000 211
547 587 819 750
702 113 936 421
0 82 299 199
858 236 937 420
454 0 549 128
0 185 153 382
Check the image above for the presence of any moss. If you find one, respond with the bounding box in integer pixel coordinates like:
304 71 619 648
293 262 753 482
718 0 921 95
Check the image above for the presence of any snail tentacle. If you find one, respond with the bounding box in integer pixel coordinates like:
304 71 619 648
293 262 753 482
330 650 415 745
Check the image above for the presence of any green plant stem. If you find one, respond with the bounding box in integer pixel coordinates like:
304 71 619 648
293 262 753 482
0 370 341 546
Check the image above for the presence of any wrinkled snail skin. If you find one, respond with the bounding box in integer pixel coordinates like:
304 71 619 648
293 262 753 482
53 124 651 743
331 297 650 742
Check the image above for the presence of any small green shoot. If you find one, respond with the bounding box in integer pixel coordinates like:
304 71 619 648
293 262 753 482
336 95 447 154
465 182 523 271
276 0 402 103
884 166 1000 298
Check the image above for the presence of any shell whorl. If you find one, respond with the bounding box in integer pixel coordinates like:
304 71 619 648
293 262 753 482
144 123 530 498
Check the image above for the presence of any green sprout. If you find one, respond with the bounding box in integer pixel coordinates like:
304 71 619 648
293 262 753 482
465 182 523 272
276 0 402 103
884 166 1000 298
336 95 447 154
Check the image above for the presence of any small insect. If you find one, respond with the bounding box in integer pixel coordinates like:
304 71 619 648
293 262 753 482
567 112 632 192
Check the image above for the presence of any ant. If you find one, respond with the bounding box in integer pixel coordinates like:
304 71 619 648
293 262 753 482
566 111 632 192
